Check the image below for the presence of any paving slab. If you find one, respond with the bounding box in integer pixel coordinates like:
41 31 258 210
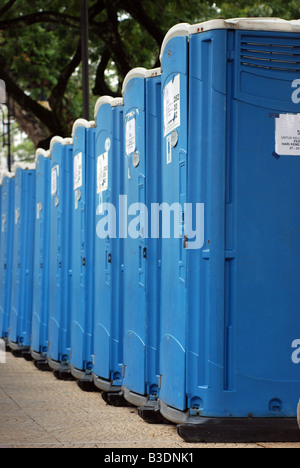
0 350 299 449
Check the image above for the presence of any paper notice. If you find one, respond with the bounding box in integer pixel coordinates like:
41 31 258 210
74 152 83 190
37 202 42 220
97 152 108 193
276 114 300 156
164 80 174 126
51 165 58 196
164 74 181 137
126 117 136 156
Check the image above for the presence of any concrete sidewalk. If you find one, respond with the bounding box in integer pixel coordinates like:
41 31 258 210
0 350 299 448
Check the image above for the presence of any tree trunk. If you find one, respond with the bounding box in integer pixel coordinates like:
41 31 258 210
11 99 56 150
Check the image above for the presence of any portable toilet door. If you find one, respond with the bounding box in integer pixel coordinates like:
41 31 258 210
172 18 300 442
30 149 51 367
47 137 73 378
121 69 147 405
93 96 125 398
8 164 36 355
158 25 190 417
0 173 14 342
120 68 163 418
70 119 96 387
85 122 96 384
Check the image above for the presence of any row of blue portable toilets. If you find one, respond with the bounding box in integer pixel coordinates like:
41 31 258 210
1 18 300 441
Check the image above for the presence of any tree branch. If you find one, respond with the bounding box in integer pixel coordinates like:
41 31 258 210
104 1 132 77
49 40 82 109
88 0 106 20
0 1 107 30
0 11 80 29
0 55 61 135
0 0 17 17
93 47 119 97
121 0 165 46
11 97 50 149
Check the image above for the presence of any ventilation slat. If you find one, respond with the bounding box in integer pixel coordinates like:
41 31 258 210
240 35 300 72
241 41 299 53
241 49 300 64
241 35 300 46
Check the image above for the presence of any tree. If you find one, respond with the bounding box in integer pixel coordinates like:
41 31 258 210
0 0 298 150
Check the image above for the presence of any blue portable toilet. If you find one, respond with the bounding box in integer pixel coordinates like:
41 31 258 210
158 24 190 420
93 96 125 400
0 180 2 255
47 137 74 378
30 149 51 367
0 172 15 342
70 119 96 387
120 67 163 414
8 164 36 355
158 18 300 442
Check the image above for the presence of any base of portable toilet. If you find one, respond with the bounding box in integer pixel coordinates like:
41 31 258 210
7 339 30 354
93 374 129 406
123 388 162 417
138 406 172 425
31 349 51 371
76 380 96 393
159 399 300 442
53 370 75 381
71 365 94 392
32 358 51 372
101 390 133 408
21 350 33 361
30 349 47 362
47 357 74 381
177 417 300 443
93 375 122 394
8 345 32 362
3 339 10 351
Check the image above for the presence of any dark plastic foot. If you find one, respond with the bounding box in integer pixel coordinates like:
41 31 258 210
138 406 174 425
11 349 26 358
22 350 33 361
34 360 52 372
102 391 134 408
77 380 97 392
53 367 75 381
4 342 10 352
177 417 300 443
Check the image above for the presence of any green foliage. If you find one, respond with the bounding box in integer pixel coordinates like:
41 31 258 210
0 0 298 147
215 0 300 20
11 136 35 163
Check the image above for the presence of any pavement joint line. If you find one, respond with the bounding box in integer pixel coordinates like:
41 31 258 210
0 372 61 445
4 402 61 445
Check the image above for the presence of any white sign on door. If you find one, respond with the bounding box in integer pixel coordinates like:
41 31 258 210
164 74 181 137
276 114 300 156
97 152 108 193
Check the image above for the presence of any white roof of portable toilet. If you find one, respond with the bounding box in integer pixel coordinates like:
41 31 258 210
160 18 300 62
